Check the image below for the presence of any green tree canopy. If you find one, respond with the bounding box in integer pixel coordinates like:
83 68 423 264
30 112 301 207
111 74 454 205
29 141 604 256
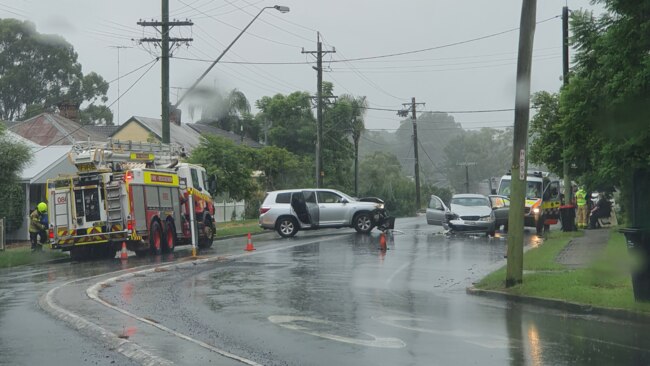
188 135 258 201
0 125 32 232
0 19 112 124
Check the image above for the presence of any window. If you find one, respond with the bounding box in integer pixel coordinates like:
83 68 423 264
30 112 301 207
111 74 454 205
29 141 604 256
317 191 342 204
276 192 291 203
304 191 317 203
190 168 200 189
429 197 443 210
200 170 208 191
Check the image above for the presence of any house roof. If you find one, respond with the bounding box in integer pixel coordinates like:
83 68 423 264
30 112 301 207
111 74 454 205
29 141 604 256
186 123 263 148
19 145 72 183
85 125 120 138
9 113 106 145
113 116 203 151
3 130 41 148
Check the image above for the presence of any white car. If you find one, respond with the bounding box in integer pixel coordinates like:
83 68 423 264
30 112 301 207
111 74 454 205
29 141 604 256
259 189 392 237
426 194 499 236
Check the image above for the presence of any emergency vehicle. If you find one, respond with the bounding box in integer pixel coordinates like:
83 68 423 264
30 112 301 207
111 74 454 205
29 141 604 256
497 171 561 235
46 140 216 260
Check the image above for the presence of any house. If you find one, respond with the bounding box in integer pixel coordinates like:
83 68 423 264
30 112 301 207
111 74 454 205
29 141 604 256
8 113 106 146
2 131 76 240
111 116 263 152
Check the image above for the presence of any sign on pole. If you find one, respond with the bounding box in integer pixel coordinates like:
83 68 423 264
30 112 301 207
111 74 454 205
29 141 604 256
519 149 526 180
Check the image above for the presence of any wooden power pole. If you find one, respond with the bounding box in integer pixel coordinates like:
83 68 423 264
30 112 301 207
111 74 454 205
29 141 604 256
506 0 537 287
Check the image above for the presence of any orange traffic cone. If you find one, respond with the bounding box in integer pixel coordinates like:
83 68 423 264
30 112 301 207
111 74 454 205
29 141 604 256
120 241 128 260
379 232 387 251
245 233 256 251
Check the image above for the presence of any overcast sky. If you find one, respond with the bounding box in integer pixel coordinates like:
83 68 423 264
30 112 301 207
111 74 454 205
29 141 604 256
4 0 601 131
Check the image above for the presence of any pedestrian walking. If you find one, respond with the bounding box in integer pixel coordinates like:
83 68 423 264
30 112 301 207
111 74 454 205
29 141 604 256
29 202 47 252
575 186 588 229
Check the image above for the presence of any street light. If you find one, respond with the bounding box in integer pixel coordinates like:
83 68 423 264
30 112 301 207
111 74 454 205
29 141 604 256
174 5 290 108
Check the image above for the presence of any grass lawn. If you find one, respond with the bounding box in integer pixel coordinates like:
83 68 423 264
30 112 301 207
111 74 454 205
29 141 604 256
0 245 69 268
476 229 650 313
216 219 264 238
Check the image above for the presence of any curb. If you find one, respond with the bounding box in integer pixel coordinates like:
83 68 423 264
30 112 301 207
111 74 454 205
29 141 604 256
466 286 650 323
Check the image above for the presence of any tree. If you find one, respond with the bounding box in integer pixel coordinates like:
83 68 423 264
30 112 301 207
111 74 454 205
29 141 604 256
441 128 512 193
188 135 258 201
0 125 32 232
529 1 650 223
254 146 311 191
528 92 562 174
191 87 258 140
256 91 315 156
0 19 111 124
336 94 367 196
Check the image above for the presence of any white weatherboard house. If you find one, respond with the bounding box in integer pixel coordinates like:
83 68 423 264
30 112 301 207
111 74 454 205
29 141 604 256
6 133 77 240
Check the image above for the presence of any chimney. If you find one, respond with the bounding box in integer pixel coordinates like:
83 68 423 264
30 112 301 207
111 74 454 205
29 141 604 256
57 100 81 122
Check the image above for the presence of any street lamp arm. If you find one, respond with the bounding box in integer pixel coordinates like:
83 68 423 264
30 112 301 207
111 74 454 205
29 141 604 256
174 5 289 108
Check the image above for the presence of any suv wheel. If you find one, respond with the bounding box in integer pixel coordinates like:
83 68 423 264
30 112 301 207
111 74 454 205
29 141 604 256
277 217 298 238
354 212 373 234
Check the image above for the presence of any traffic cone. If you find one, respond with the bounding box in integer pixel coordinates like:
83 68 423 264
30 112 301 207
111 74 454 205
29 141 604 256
245 232 256 251
379 232 387 251
120 241 128 260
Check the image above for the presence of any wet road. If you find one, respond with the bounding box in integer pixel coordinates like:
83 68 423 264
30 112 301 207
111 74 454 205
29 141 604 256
3 217 650 365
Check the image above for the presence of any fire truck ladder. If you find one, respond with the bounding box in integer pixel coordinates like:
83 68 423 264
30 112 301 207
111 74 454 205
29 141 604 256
105 181 123 232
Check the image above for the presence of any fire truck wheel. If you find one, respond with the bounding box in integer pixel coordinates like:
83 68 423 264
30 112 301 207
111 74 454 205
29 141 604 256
198 218 214 249
163 221 176 253
150 221 163 255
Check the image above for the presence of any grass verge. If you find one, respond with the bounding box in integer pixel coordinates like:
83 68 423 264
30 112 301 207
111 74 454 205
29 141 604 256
476 229 650 313
216 219 264 238
0 246 68 268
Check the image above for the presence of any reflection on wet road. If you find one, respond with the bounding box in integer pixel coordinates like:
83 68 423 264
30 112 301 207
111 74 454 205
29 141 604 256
93 218 650 366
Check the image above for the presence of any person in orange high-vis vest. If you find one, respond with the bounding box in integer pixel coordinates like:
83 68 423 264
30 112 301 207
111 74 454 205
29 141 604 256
575 187 588 229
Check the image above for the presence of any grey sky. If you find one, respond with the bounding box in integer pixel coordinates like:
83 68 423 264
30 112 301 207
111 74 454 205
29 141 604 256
6 0 600 130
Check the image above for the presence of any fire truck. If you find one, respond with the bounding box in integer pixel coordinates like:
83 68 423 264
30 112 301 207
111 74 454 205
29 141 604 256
46 140 216 260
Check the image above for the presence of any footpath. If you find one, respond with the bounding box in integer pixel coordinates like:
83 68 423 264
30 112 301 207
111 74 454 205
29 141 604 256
555 227 610 269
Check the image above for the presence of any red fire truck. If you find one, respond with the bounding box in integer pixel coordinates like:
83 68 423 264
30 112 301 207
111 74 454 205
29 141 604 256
47 140 216 260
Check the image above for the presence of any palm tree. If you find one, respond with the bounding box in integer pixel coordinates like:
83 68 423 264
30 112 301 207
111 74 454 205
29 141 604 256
340 94 368 196
189 88 251 135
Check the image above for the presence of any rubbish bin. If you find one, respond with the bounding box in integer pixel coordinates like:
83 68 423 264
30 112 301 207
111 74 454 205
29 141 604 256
559 205 576 232
620 228 650 301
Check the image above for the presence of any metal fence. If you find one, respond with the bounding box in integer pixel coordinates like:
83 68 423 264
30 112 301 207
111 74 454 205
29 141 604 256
213 201 246 223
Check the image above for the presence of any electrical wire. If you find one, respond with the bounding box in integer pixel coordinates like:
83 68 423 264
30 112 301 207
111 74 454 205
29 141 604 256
176 0 303 49
327 15 560 63
30 58 159 153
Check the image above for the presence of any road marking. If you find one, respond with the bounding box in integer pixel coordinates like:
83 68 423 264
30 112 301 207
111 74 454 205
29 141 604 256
268 315 405 349
374 315 509 349
83 234 351 366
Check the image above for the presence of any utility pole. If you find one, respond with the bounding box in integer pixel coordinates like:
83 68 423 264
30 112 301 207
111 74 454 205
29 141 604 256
138 0 193 143
506 0 537 288
109 46 130 125
458 162 477 193
399 98 425 211
302 32 335 187
562 5 571 206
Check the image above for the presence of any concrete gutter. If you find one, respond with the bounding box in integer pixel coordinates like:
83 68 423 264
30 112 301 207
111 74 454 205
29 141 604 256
467 286 650 323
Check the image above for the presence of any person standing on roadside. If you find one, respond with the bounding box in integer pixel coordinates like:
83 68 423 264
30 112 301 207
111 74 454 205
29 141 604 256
29 202 47 252
575 186 588 229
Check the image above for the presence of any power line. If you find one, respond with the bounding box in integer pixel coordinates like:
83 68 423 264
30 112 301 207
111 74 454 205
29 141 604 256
326 15 560 63
31 58 159 153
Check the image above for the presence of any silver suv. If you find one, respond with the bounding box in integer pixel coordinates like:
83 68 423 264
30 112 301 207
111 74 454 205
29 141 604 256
259 189 390 237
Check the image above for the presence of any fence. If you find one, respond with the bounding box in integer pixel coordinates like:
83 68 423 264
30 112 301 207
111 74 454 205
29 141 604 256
213 201 246 223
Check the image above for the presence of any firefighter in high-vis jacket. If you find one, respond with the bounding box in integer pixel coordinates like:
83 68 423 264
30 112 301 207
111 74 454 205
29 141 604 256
29 202 47 252
575 187 588 229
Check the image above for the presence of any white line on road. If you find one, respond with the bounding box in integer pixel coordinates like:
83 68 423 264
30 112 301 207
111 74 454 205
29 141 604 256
84 234 351 366
268 315 406 349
